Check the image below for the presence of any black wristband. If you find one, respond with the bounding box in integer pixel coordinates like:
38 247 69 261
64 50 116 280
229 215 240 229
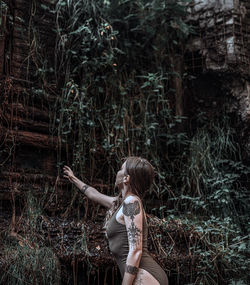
80 184 89 195
125 264 138 275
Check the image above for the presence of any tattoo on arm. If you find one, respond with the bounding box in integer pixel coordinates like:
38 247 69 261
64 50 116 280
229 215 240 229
125 264 139 275
79 184 89 195
123 200 140 221
123 200 142 249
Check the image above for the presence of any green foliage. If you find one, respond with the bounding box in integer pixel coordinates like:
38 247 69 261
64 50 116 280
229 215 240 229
177 120 250 231
171 214 250 284
164 120 250 284
51 0 193 186
1 243 60 285
48 1 249 283
3 0 248 284
0 192 61 285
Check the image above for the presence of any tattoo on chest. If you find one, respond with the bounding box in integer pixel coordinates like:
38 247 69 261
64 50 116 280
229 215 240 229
123 201 142 249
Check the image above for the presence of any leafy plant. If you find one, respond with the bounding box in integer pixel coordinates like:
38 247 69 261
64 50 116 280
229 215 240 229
1 0 249 284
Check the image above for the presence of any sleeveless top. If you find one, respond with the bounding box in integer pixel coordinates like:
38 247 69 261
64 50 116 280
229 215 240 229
106 201 169 285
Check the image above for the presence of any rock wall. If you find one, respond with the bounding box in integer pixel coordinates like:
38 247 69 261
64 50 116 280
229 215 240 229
185 0 250 157
0 0 58 220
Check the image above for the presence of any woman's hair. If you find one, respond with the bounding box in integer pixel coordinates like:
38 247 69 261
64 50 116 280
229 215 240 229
124 156 155 197
103 156 155 231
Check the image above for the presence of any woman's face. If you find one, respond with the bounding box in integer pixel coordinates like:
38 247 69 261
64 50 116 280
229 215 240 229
115 161 126 188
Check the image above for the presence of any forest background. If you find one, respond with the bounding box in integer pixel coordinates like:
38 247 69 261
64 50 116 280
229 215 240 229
0 0 249 284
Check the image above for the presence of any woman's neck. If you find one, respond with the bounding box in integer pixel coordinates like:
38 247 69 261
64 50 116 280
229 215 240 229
122 188 133 199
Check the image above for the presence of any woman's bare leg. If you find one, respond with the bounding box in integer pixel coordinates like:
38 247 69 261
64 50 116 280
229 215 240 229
133 268 160 285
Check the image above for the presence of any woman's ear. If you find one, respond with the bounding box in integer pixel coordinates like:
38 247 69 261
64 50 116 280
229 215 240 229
123 175 130 185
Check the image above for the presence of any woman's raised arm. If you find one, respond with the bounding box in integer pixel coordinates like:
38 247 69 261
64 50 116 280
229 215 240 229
63 165 117 208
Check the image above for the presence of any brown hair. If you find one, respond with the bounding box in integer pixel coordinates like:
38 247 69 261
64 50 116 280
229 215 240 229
103 156 154 230
124 156 155 198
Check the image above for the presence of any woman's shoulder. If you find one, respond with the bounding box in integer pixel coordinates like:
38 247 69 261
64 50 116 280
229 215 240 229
123 194 143 210
123 195 146 223
124 194 141 203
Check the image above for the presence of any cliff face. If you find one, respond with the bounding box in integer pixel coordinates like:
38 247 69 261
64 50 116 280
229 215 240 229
187 0 249 73
0 0 249 284
0 0 58 219
185 0 249 157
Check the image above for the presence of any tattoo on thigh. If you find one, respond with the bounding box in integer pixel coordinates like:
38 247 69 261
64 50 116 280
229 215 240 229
125 264 138 275
123 201 142 248
134 270 143 285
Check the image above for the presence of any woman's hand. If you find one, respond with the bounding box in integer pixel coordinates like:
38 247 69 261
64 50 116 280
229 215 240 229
63 165 75 182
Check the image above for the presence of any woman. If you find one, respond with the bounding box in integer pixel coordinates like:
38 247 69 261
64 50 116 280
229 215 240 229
63 156 169 285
